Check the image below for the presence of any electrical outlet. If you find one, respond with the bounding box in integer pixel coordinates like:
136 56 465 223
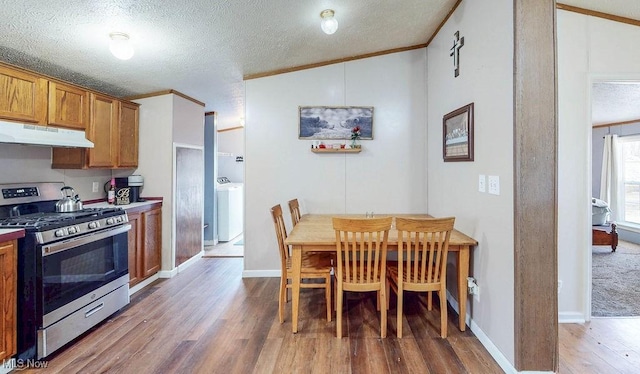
467 277 480 302
92 181 99 193
488 175 500 195
558 280 563 294
478 174 486 192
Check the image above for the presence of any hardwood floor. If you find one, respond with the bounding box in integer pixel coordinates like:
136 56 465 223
21 258 503 374
203 235 243 257
559 318 640 373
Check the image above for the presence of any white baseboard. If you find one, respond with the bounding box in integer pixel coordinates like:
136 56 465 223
445 291 518 374
158 268 178 278
242 269 280 278
559 311 586 324
177 250 203 273
156 252 204 280
129 274 160 295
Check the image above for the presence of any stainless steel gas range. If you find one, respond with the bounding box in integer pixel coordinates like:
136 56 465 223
0 182 131 360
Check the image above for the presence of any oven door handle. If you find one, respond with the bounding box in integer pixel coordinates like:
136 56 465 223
42 224 132 256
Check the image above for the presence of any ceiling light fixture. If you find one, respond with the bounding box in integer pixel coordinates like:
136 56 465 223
109 32 134 60
320 9 338 35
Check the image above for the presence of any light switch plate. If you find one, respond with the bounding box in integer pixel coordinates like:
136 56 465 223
488 175 500 195
478 174 486 192
92 181 100 193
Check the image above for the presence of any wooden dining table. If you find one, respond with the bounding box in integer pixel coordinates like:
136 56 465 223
284 214 478 333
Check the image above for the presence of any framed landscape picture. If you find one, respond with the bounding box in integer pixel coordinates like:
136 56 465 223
299 106 373 140
443 103 474 162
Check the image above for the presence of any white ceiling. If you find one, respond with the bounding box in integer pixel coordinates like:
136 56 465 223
0 1 638 129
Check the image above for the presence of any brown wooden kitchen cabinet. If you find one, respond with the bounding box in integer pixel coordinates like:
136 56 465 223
0 240 17 361
117 101 139 168
48 81 88 130
127 203 162 287
51 97 139 169
0 65 48 125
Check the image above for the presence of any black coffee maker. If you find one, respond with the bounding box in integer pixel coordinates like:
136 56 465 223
127 175 144 203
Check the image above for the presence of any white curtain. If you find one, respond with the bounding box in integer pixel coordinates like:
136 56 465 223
600 134 622 222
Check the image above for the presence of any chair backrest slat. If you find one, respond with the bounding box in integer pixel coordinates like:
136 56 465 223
396 217 455 287
270 205 289 273
288 199 302 227
333 217 392 285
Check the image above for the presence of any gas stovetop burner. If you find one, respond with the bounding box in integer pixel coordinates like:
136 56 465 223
0 207 125 230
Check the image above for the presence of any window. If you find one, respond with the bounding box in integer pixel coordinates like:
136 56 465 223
620 135 640 224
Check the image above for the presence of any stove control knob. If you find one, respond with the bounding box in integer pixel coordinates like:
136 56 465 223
106 218 115 225
55 229 65 237
88 221 98 229
68 226 77 234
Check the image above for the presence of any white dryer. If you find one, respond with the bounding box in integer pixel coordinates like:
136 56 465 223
217 177 243 242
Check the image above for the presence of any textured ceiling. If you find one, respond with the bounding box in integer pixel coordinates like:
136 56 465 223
0 1 637 129
0 0 456 128
592 83 640 126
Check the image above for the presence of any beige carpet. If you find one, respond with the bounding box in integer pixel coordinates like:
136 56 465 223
592 240 640 317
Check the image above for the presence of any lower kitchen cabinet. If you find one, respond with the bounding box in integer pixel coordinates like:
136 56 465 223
127 203 162 287
0 240 17 361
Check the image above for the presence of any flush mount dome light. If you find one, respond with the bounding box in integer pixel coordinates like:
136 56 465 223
320 9 338 35
109 32 134 60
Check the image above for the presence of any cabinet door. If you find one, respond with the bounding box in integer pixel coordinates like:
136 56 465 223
117 101 139 168
87 93 118 167
0 240 16 361
142 208 162 277
0 66 47 124
127 212 142 287
48 81 88 130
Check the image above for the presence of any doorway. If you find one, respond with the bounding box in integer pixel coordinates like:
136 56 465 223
590 80 640 318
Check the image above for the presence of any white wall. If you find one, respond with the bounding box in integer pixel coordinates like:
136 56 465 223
134 94 176 271
218 128 244 183
244 50 427 274
427 0 514 364
0 144 112 200
557 11 640 320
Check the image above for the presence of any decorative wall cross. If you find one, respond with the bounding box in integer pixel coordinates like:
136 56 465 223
450 31 465 77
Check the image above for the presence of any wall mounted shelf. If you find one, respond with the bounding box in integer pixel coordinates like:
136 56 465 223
311 148 361 154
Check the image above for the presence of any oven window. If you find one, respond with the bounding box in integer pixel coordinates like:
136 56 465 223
42 231 128 314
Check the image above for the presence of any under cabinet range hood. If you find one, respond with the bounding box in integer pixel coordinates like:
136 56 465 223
0 120 94 148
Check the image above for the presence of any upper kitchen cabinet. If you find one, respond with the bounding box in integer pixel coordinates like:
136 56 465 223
48 81 88 130
117 101 139 168
0 65 47 124
51 96 139 169
87 93 118 167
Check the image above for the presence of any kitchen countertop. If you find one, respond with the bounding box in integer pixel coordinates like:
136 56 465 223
0 228 25 242
84 199 162 210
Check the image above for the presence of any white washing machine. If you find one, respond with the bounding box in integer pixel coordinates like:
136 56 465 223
217 177 243 242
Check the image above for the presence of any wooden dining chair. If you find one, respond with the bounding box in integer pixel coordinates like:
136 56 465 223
288 198 302 227
270 204 333 323
387 217 455 338
332 216 392 338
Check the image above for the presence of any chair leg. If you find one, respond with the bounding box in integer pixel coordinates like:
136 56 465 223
325 275 332 322
397 288 403 338
439 287 448 338
427 291 433 311
380 286 387 338
336 284 343 338
386 280 390 310
279 277 286 323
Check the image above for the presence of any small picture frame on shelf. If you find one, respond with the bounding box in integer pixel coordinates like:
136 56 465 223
443 103 474 162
